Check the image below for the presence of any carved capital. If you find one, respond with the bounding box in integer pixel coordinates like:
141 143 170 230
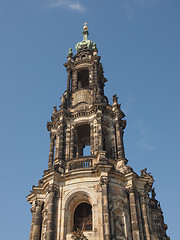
127 186 137 195
48 184 59 195
35 200 44 208
100 176 109 186
30 205 36 213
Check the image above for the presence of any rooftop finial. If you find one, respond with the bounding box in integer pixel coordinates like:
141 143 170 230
75 23 93 53
83 22 88 31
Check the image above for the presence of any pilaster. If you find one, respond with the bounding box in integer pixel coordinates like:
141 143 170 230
29 205 36 240
32 200 43 240
128 188 140 240
100 176 110 240
46 185 58 240
48 135 55 169
70 125 75 159
139 192 151 240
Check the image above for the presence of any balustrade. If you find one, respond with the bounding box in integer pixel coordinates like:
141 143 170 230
68 157 92 171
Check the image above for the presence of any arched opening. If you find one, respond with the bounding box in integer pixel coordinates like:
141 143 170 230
74 203 92 231
77 69 89 89
75 124 91 157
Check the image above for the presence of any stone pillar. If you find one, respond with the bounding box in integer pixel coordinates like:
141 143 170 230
140 193 151 240
90 122 94 155
97 112 103 151
129 188 140 240
89 65 93 89
112 128 117 160
48 135 55 169
32 201 43 240
29 206 36 240
100 177 110 240
58 119 64 162
93 119 98 154
70 125 75 159
136 192 144 239
115 122 125 159
46 185 58 240
74 128 78 157
67 68 71 91
72 70 78 91
65 124 70 160
94 61 98 86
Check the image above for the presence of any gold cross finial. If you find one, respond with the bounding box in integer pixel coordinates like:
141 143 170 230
83 22 88 31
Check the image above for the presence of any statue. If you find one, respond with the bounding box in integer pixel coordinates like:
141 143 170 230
114 215 125 238
151 188 156 200
113 94 118 104
68 48 73 58
92 42 98 52
140 168 151 177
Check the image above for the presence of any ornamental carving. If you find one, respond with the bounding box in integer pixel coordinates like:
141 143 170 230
72 90 92 106
71 229 88 240
47 184 59 195
99 176 109 186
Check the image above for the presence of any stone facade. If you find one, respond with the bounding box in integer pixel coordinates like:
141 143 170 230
27 25 170 240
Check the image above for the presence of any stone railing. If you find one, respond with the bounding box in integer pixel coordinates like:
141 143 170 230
67 157 93 171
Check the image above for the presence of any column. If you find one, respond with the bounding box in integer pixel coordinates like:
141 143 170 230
90 122 94 155
115 122 125 159
129 188 140 240
93 120 98 154
67 68 71 91
97 116 103 151
112 128 117 160
100 177 110 240
70 125 75 159
29 206 36 240
140 193 151 240
136 192 144 239
65 124 70 160
58 120 64 162
93 62 98 86
72 70 77 91
89 65 93 89
48 135 55 169
46 185 58 240
32 201 43 240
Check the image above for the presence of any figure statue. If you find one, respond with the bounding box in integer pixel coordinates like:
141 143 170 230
92 42 98 52
114 215 125 238
113 94 118 104
140 168 151 177
68 48 73 58
151 187 156 200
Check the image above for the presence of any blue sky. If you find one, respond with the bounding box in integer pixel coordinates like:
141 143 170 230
0 0 179 239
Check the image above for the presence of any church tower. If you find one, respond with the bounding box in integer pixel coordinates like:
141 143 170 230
27 24 169 240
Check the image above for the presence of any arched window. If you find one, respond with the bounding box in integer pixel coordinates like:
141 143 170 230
77 69 89 89
74 203 92 231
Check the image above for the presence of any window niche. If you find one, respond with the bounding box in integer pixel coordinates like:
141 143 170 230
77 69 89 89
74 203 92 231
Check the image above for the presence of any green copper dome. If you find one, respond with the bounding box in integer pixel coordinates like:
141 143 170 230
75 24 98 54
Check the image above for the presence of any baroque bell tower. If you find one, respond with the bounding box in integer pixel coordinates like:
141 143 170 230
27 24 170 240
